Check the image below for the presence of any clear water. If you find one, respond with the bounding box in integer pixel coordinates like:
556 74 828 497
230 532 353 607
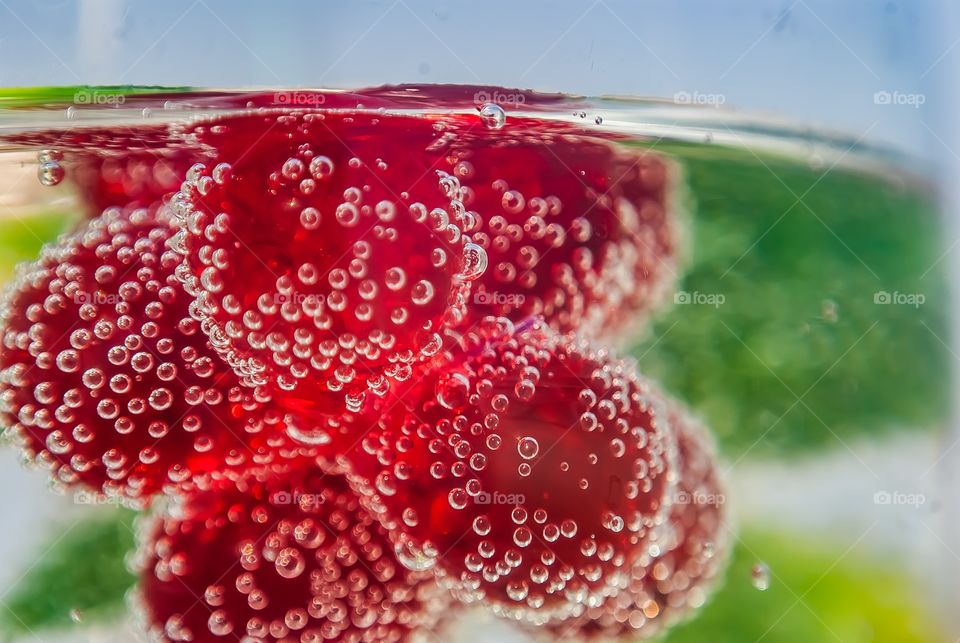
0 86 951 642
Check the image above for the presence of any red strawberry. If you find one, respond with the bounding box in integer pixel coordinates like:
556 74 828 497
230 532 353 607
173 111 487 429
0 205 306 505
450 118 679 339
345 317 676 623
540 399 728 640
135 462 450 642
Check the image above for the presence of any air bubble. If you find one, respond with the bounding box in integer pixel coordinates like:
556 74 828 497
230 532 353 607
479 103 506 130
38 160 65 186
275 547 306 578
517 437 539 460
434 372 470 409
460 243 488 281
751 562 771 591
286 424 332 446
448 488 469 510
309 155 334 179
394 540 437 571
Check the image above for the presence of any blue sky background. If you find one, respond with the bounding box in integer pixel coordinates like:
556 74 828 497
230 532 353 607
0 0 955 161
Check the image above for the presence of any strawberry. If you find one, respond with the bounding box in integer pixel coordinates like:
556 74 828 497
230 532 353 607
173 111 487 427
450 118 679 339
540 398 728 640
345 317 676 623
0 205 307 505
135 462 450 642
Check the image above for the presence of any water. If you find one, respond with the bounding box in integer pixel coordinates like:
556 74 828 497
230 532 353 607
0 86 950 643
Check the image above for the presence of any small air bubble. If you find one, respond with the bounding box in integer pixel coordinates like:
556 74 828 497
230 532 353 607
479 103 506 130
395 540 437 571
309 155 334 179
275 547 305 579
517 437 539 460
751 562 771 591
285 424 332 446
38 160 65 186
436 371 470 408
460 243 488 281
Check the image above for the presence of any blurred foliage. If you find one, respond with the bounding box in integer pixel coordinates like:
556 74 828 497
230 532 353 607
0 509 137 633
0 210 77 282
0 86 190 108
632 142 950 457
662 529 945 643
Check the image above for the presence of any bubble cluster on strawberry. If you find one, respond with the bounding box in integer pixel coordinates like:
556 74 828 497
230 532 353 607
450 119 679 338
344 317 677 623
136 462 449 642
0 94 728 642
538 398 728 640
0 205 307 504
172 112 488 427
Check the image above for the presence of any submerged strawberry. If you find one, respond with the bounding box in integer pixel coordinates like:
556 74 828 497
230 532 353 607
0 205 306 504
136 462 450 642
345 317 676 623
173 111 487 429
541 399 728 640
450 118 679 338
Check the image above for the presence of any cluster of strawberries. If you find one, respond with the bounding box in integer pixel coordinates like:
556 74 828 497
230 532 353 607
0 103 727 642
